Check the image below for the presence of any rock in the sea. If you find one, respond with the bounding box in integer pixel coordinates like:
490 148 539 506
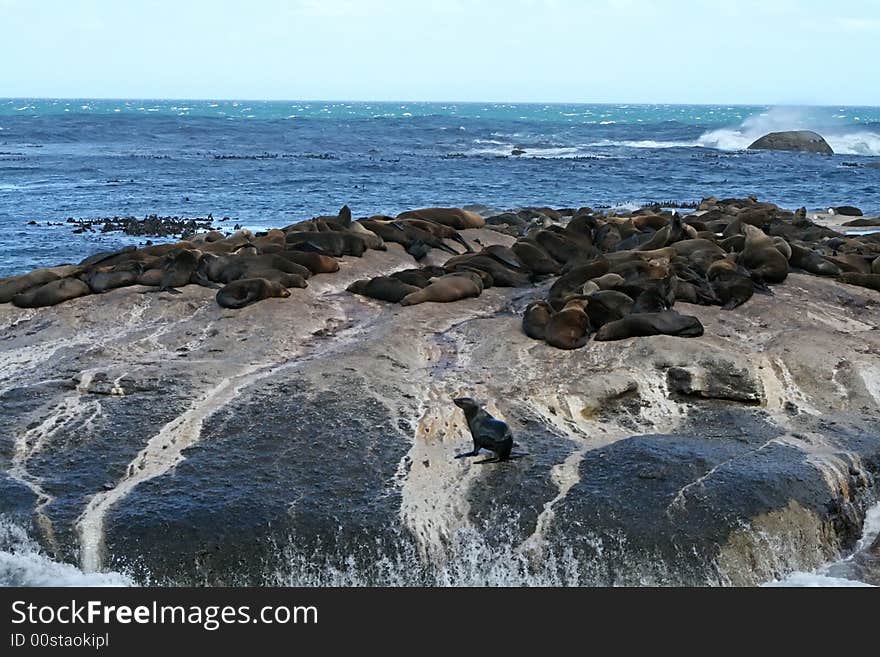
748 131 834 155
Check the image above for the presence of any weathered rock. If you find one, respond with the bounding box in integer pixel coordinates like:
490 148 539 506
748 131 834 155
0 228 879 586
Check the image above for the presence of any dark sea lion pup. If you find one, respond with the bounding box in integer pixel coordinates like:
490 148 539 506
453 397 524 464
216 278 292 309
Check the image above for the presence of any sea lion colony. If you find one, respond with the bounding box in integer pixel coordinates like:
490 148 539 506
2 198 880 347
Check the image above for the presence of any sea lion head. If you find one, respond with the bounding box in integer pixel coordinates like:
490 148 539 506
453 397 479 411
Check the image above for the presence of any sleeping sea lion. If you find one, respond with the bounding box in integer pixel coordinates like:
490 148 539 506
12 277 92 308
215 278 292 309
348 277 421 303
399 272 483 306
594 311 704 341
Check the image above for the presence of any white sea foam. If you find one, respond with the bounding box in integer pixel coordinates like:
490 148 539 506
0 518 133 587
697 107 880 156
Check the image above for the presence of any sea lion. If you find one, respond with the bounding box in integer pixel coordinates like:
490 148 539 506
215 278 292 309
739 225 789 284
397 218 472 252
285 231 367 257
544 296 592 350
452 397 516 463
79 246 137 268
594 311 704 341
390 266 447 288
399 272 483 306
631 276 677 313
12 277 91 308
81 261 144 293
347 277 421 303
707 259 754 310
788 243 840 277
824 254 873 274
347 221 386 250
0 265 83 303
149 249 203 293
511 240 561 275
276 250 340 274
837 272 880 292
531 229 586 264
585 290 634 328
592 273 625 290
199 254 311 284
548 258 610 300
358 218 460 257
398 207 485 229
522 300 554 340
443 254 530 287
772 236 792 260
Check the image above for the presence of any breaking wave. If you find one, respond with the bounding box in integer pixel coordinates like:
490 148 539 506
697 107 880 156
0 518 133 586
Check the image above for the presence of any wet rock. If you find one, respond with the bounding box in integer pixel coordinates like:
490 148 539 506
667 362 763 404
748 130 833 155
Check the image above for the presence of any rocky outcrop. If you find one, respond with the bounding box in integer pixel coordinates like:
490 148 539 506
1 228 879 586
748 131 834 155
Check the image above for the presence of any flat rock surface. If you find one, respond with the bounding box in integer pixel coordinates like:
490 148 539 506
1 228 879 585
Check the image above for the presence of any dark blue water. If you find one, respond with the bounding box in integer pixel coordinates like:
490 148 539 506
1 99 879 276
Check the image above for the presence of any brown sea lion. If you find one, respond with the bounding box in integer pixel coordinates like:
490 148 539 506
443 254 530 287
594 311 704 341
12 277 91 308
399 272 483 306
544 297 592 350
397 207 485 229
522 301 554 340
216 278 292 309
838 272 880 292
585 290 634 328
788 244 840 277
707 259 754 310
81 261 144 293
548 258 610 300
739 225 788 284
276 251 340 274
397 218 471 252
348 221 386 250
511 240 561 275
347 277 421 303
0 265 83 303
390 266 447 288
285 231 367 257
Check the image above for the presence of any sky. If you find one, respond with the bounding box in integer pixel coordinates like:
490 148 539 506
2 0 879 104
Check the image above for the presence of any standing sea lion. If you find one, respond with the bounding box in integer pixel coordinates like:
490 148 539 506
452 397 517 463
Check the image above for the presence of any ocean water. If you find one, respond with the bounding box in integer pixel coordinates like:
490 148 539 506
1 99 879 276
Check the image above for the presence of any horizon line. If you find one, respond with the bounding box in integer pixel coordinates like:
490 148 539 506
2 96 879 109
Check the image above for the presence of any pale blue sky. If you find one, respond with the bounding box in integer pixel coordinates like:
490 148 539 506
2 0 879 104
